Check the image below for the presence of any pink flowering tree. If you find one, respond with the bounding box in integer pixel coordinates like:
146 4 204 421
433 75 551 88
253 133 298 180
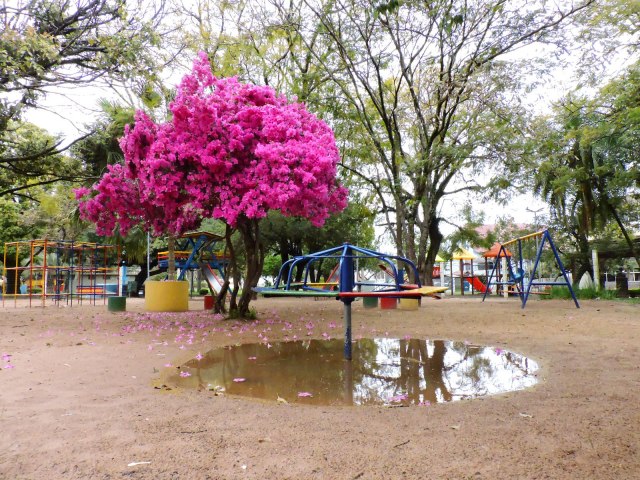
77 53 347 316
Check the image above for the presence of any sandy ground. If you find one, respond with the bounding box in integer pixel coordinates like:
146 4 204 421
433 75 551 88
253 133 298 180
0 295 639 480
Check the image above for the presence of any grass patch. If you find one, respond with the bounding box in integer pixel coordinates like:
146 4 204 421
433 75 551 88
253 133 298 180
547 286 619 300
227 306 258 320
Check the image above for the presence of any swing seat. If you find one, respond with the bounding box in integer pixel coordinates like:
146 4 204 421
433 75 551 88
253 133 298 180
512 268 525 282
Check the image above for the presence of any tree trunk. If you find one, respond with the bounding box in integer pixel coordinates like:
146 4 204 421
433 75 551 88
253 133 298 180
167 235 176 280
3 250 19 295
607 203 640 269
234 218 265 318
133 262 149 297
215 225 235 314
424 217 444 285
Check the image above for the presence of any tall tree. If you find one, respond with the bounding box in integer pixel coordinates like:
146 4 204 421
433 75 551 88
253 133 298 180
532 61 640 280
287 0 595 284
78 54 348 317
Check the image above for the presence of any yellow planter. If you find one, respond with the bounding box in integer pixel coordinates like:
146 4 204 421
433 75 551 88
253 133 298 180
145 281 189 312
398 298 420 311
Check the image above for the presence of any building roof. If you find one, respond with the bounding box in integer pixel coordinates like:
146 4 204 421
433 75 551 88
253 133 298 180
482 242 513 258
452 247 477 260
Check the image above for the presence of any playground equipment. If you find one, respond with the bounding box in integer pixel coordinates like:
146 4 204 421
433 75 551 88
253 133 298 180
255 243 447 360
450 247 489 295
481 242 512 295
2 239 120 307
482 230 579 308
156 231 229 294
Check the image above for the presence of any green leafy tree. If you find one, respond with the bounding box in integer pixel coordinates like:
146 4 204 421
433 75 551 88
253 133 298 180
532 61 640 281
260 200 376 281
72 100 136 178
0 121 81 198
292 0 593 284
0 0 167 196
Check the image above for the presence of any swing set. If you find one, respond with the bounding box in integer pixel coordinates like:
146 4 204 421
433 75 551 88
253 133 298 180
482 229 579 309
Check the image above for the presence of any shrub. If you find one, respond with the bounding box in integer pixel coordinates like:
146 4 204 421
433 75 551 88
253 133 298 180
547 286 618 300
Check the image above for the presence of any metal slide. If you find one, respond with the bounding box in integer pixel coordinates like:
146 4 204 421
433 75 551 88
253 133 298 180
200 263 224 294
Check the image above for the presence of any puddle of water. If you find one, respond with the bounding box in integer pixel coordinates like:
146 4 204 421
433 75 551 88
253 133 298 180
164 338 538 406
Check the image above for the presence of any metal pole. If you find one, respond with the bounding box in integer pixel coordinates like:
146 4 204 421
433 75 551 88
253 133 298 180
146 232 151 282
526 207 543 254
340 244 354 361
343 357 354 405
592 249 600 291
343 302 352 360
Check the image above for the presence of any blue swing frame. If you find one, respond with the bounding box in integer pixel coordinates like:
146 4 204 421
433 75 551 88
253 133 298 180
482 229 579 309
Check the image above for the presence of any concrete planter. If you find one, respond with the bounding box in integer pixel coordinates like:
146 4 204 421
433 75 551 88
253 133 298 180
145 281 189 312
380 297 397 310
399 298 420 310
362 296 379 309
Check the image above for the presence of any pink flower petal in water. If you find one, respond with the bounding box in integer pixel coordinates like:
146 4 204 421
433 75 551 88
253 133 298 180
419 400 431 406
164 363 173 368
248 356 257 360
297 392 313 397
495 348 504 355
179 371 191 377
4 364 14 369
195 352 203 361
233 378 246 382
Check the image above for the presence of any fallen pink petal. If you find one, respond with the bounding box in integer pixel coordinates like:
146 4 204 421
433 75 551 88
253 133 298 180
179 371 191 377
297 392 313 397
233 378 246 382
389 394 408 403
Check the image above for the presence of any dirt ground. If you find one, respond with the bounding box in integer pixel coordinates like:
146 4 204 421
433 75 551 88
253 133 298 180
0 295 638 480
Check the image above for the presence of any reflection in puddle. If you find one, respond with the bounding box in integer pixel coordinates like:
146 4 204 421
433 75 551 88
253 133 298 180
164 339 538 406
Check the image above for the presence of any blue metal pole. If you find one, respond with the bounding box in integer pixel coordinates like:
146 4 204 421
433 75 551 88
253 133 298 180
546 231 580 308
518 239 525 306
523 232 546 308
482 250 501 302
340 244 355 360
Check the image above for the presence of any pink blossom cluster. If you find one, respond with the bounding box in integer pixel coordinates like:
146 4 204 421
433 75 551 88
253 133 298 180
77 52 348 236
